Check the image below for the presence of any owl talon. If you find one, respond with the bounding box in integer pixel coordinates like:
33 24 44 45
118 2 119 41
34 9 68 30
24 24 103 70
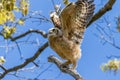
60 64 70 69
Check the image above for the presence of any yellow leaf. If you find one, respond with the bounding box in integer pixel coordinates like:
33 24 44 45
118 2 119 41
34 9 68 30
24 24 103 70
10 27 16 34
0 56 5 65
2 26 16 39
3 0 15 11
14 5 20 12
21 7 28 16
0 10 7 24
18 19 24 25
0 3 3 11
101 59 120 73
20 0 29 16
6 11 15 22
101 63 109 72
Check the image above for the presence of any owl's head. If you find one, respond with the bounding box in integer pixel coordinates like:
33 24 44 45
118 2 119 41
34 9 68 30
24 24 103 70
48 28 62 37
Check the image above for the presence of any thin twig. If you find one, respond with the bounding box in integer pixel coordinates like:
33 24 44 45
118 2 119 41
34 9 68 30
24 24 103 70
87 0 116 27
15 41 23 59
0 65 7 71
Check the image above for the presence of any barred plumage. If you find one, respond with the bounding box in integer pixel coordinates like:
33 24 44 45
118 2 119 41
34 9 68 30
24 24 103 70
60 0 95 44
48 0 95 69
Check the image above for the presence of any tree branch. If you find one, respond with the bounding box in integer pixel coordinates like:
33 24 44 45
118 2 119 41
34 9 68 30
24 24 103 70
48 56 83 80
0 42 48 79
11 29 48 41
0 0 117 79
87 0 116 27
0 65 7 71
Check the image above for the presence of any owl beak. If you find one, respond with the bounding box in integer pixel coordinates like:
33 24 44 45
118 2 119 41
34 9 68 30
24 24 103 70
48 30 53 34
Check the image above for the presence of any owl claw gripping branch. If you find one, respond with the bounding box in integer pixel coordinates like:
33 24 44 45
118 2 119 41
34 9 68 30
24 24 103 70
48 0 95 70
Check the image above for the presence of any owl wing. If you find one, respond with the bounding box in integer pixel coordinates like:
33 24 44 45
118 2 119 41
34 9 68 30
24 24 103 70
60 0 95 44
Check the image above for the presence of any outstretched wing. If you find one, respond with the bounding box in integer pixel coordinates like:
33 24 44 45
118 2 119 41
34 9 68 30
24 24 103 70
60 0 95 44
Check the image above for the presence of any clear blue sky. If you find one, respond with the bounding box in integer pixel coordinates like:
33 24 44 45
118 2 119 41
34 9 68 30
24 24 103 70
1 0 120 80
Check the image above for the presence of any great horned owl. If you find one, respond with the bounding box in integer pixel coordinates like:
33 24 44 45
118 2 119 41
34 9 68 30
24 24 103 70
48 0 95 69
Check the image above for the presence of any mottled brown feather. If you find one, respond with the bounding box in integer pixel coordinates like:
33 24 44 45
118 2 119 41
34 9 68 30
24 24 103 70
48 0 95 69
60 0 95 44
48 34 81 69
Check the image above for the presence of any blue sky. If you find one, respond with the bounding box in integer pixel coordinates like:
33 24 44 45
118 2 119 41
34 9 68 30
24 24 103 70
1 0 120 80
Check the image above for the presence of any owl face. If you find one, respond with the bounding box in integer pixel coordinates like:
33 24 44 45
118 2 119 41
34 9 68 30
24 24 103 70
48 28 62 37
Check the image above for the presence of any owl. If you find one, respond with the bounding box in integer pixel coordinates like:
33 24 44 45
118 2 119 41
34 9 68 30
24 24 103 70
48 0 95 69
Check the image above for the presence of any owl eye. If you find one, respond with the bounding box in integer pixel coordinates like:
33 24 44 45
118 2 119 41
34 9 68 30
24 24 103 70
52 29 56 32
52 29 58 34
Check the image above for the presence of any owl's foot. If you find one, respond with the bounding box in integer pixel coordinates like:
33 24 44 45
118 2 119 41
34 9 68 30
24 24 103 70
60 64 69 69
60 61 71 69
60 64 77 72
62 60 77 70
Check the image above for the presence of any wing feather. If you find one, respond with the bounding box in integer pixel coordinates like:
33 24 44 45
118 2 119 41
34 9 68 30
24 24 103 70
60 0 95 44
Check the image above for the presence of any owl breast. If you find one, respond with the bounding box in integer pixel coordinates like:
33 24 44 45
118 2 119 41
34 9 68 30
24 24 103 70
48 35 81 61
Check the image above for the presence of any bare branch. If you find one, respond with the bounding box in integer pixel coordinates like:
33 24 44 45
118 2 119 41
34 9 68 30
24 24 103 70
87 0 116 27
48 56 83 80
100 34 120 49
0 0 117 79
0 65 7 71
0 42 48 79
11 29 47 41
106 55 120 59
35 64 53 79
